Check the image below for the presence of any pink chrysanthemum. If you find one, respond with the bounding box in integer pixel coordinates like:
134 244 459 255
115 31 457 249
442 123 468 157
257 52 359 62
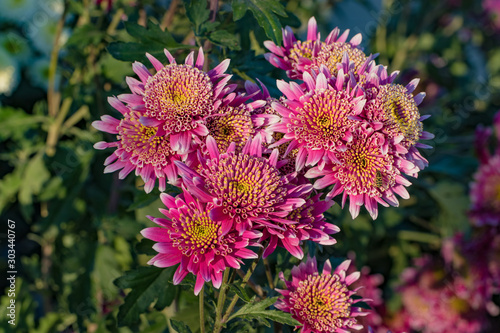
269 69 366 172
470 155 500 226
117 48 233 155
306 123 414 219
265 17 363 80
275 257 368 333
260 192 339 259
141 190 261 295
93 101 194 192
360 68 434 173
175 136 309 235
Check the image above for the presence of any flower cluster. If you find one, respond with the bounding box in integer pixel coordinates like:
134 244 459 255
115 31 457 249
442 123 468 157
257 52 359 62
265 17 434 219
93 46 341 295
92 16 434 330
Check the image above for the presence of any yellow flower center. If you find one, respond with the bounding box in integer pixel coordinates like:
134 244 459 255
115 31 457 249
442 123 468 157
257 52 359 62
291 273 353 332
183 212 218 250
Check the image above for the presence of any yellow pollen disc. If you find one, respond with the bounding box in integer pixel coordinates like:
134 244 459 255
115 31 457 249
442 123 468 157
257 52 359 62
379 84 422 146
317 115 331 128
184 213 218 249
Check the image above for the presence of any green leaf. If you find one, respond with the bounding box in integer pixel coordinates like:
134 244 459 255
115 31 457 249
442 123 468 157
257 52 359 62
170 319 193 333
209 30 241 51
232 0 287 44
114 266 175 327
229 284 252 303
155 283 177 310
108 21 192 63
18 152 50 207
183 0 210 34
228 296 300 327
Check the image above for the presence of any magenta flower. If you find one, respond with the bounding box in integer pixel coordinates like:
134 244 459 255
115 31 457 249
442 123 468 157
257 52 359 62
305 123 414 220
141 190 261 295
470 155 500 226
269 68 366 172
275 257 368 333
265 17 364 80
118 48 233 155
175 135 308 235
260 192 339 259
93 104 194 192
361 74 434 173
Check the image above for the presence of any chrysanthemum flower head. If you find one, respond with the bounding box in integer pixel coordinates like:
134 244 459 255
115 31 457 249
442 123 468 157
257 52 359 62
141 190 261 295
361 70 434 173
306 123 414 219
118 48 233 154
93 99 195 193
261 193 339 259
265 17 364 80
269 68 366 172
275 256 368 333
176 135 307 234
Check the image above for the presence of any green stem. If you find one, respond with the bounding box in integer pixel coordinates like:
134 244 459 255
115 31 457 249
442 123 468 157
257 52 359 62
263 257 274 290
213 269 230 332
214 248 264 333
199 287 205 333
48 0 68 118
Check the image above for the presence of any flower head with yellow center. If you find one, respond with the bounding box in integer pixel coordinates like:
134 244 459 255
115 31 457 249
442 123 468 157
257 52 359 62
141 190 261 295
265 17 364 80
275 257 367 333
175 135 310 236
359 69 434 174
305 123 414 219
269 69 366 172
117 47 233 155
93 100 195 193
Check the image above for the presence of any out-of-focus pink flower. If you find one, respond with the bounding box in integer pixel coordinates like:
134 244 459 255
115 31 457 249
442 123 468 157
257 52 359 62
141 190 261 295
275 257 369 333
484 0 500 28
469 155 500 226
395 255 489 333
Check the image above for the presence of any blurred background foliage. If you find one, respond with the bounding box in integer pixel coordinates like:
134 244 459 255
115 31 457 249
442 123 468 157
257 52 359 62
0 0 499 332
